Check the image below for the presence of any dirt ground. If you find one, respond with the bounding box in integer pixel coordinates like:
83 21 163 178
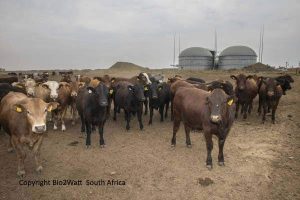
0 69 299 200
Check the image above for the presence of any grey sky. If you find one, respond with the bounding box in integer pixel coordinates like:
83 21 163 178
0 0 299 70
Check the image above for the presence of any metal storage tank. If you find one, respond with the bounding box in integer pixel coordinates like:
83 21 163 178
178 47 213 70
218 46 257 69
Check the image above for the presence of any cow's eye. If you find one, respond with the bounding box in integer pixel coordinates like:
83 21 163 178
27 111 31 115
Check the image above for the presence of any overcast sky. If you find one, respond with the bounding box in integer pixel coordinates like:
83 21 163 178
0 0 299 70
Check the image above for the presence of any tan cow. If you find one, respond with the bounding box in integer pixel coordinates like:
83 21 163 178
0 92 58 177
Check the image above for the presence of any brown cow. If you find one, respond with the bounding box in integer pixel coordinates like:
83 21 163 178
230 74 258 119
80 76 91 85
53 82 72 131
0 92 58 177
258 77 283 124
169 79 208 120
171 88 235 169
70 81 85 124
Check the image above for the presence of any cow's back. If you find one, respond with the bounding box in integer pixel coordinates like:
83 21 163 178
173 88 209 128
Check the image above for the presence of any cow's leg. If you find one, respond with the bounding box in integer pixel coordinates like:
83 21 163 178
106 98 112 119
218 136 226 166
144 98 148 115
98 121 105 148
61 107 68 131
71 103 77 125
11 137 26 177
235 101 239 118
85 121 92 148
272 100 280 124
53 110 58 130
248 100 253 114
149 106 154 125
242 103 248 119
113 104 117 121
92 125 96 132
125 111 131 130
7 137 14 153
262 99 267 123
137 104 143 130
258 95 262 115
171 118 181 147
171 99 174 121
184 123 191 147
33 136 44 173
79 113 85 133
159 104 165 122
204 132 213 169
165 101 169 118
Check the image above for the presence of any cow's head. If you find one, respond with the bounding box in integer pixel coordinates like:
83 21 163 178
262 78 281 97
42 81 59 100
13 98 59 133
230 74 253 91
70 81 85 97
148 81 158 99
137 73 152 85
128 83 145 102
87 83 109 107
24 78 36 97
206 89 234 124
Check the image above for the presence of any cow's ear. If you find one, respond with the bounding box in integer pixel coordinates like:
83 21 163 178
246 75 253 80
230 75 237 80
42 83 49 89
86 87 95 94
47 102 59 112
13 104 26 113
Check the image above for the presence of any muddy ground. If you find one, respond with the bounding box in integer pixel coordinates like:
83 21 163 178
0 69 299 200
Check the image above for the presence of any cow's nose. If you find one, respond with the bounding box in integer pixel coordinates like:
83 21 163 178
239 86 245 90
50 94 58 99
71 92 77 97
140 97 146 102
34 125 46 133
152 95 158 99
100 101 108 106
210 115 221 123
267 91 274 96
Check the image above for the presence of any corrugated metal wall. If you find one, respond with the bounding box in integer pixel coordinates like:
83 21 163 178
218 55 257 69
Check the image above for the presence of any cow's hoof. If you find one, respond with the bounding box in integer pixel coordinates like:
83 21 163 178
53 125 58 130
186 144 192 148
218 162 225 166
17 170 26 178
72 121 75 125
171 144 176 147
62 126 66 132
36 166 43 173
86 145 91 149
206 165 213 170
7 147 14 153
100 144 105 148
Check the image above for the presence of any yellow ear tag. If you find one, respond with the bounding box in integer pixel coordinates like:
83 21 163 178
111 80 115 83
47 105 52 112
16 85 23 88
158 87 162 91
16 106 22 113
227 99 233 106
109 89 114 94
144 87 148 91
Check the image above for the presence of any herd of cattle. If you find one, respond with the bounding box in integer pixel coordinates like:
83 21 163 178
0 71 294 177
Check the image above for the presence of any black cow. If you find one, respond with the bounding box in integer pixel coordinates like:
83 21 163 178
76 83 109 148
0 83 26 102
148 82 170 125
0 76 18 84
113 81 145 130
275 74 294 95
258 77 283 124
206 80 234 97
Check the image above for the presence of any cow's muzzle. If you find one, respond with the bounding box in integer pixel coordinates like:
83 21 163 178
33 125 46 133
210 115 221 123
